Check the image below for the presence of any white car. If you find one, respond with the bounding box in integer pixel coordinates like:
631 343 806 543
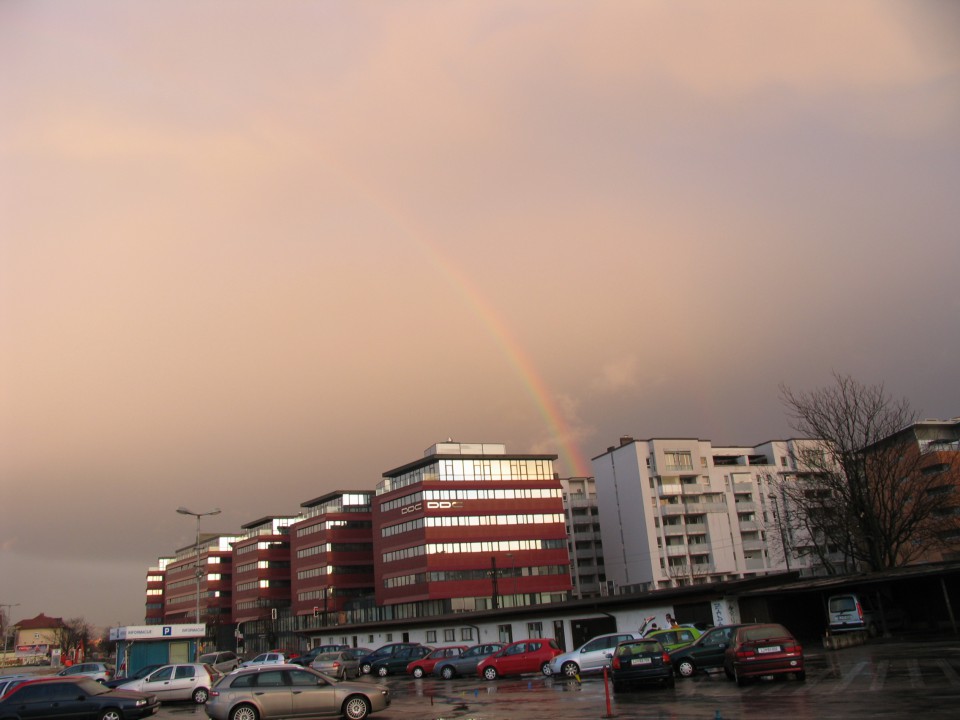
240 652 286 668
118 662 220 704
548 632 643 678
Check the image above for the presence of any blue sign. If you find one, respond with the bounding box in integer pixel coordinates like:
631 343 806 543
162 626 172 636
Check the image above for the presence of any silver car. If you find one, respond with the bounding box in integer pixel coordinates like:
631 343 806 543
311 651 360 680
56 662 114 683
200 650 241 673
118 662 220 704
206 665 389 720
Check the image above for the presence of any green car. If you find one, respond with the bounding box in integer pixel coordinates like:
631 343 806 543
645 626 703 651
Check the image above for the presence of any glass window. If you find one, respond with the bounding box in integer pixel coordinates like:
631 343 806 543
148 667 174 682
288 670 318 687
257 671 285 687
175 666 195 679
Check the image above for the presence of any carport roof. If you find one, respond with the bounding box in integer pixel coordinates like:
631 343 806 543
736 559 960 597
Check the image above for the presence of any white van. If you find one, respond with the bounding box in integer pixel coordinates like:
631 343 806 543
828 592 904 635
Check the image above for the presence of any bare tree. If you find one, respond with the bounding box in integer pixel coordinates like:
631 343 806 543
780 373 960 572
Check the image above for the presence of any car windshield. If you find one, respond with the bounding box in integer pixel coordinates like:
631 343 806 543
315 653 340 661
199 654 218 663
619 642 661 656
741 625 791 641
77 678 110 695
830 597 857 612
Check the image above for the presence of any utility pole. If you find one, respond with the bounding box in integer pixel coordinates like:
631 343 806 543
177 506 221 661
1 602 20 659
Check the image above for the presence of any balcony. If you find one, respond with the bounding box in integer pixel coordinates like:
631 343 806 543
741 539 764 552
662 524 686 536
661 504 686 516
665 545 688 557
739 520 759 531
733 482 754 494
734 501 756 512
659 484 683 497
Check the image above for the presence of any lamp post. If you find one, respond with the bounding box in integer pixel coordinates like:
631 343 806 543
1 602 19 658
767 495 791 572
177 506 220 660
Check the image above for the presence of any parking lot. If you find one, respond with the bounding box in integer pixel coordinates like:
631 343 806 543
148 638 960 720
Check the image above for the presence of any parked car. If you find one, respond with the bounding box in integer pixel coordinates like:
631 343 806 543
548 632 641 678
103 664 164 689
407 646 467 678
371 645 432 677
199 650 241 673
477 639 562 680
205 664 390 720
117 662 220 704
669 624 745 678
723 623 805 685
0 676 159 719
609 638 675 691
644 626 703 651
0 675 29 699
827 592 905 636
345 647 373 661
311 651 360 680
290 645 350 667
433 643 505 679
357 643 420 675
56 661 114 683
240 652 286 668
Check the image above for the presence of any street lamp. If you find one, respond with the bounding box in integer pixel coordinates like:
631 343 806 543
767 495 791 572
177 506 221 659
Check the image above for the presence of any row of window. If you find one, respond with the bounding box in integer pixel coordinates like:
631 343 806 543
295 542 374 559
377 459 555 495
382 514 565 537
383 565 568 589
295 519 372 538
295 565 371 580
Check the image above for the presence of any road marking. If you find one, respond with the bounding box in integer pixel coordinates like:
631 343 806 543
791 667 832 695
869 660 888 691
937 659 960 687
834 661 868 692
908 659 922 689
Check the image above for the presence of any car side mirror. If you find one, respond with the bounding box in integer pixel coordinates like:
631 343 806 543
604 653 613 659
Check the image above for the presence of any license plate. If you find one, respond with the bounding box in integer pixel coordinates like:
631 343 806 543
757 646 781 654
633 657 652 664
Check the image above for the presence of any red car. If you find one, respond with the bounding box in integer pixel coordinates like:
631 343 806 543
723 623 805 685
477 639 562 680
407 646 468 678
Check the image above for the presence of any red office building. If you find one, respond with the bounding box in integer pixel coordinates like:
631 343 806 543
374 442 572 616
290 491 375 629
144 558 173 625
163 534 237 642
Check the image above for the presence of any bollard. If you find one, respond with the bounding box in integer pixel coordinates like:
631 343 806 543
603 665 613 718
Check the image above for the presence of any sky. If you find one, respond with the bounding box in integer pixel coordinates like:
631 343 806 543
1 1 958 630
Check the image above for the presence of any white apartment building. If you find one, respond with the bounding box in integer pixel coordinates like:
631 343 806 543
593 436 827 592
559 476 605 598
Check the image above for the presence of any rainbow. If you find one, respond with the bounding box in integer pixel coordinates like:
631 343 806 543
327 171 591 476
419 244 592 478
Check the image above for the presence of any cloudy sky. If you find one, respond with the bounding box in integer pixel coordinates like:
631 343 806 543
2 1 958 629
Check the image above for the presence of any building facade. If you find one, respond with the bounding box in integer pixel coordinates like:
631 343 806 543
232 516 296 648
145 558 173 625
289 491 375 630
559 476 605 598
593 436 831 592
373 442 572 619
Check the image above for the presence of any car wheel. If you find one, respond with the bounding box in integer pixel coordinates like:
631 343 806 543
561 661 579 678
360 663 372 675
343 695 371 720
193 687 210 704
541 662 553 676
412 666 424 678
735 666 749 687
483 666 498 681
377 666 389 677
441 665 455 679
677 659 696 677
98 710 122 720
724 664 734 680
230 703 260 720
